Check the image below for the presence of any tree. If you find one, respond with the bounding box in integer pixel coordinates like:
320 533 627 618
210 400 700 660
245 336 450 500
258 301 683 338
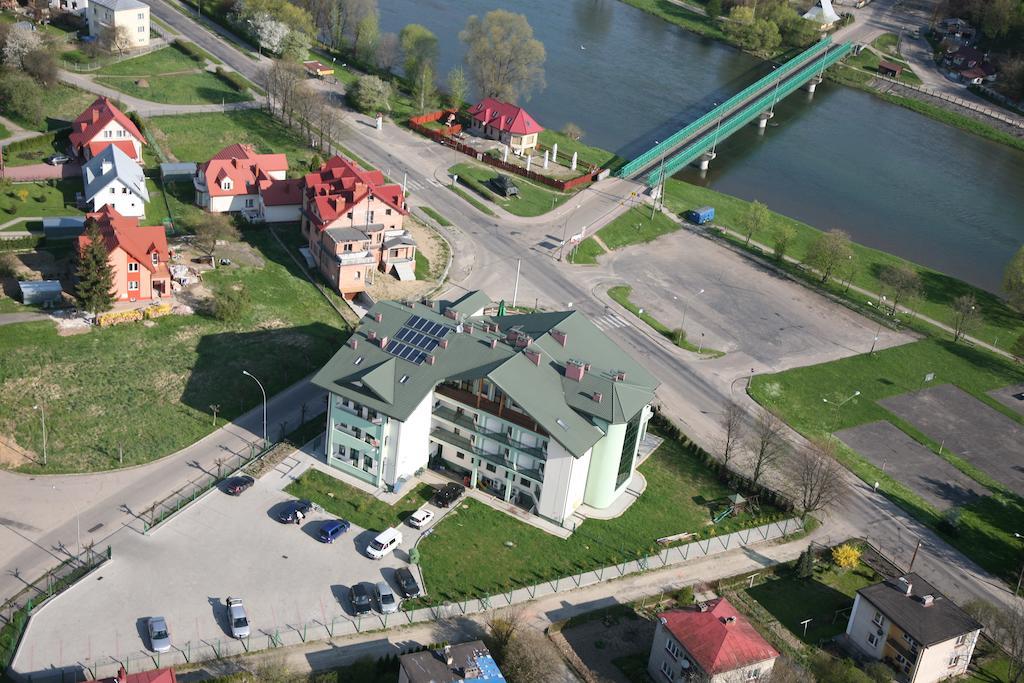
484 608 523 664
461 10 546 102
880 263 922 315
1012 332 1024 361
279 30 310 61
951 293 980 342
705 0 723 18
351 74 391 114
248 12 290 55
192 213 240 268
354 8 379 64
375 32 400 73
446 66 468 110
795 549 814 579
746 411 785 486
740 200 769 246
1000 56 1024 100
22 48 58 86
75 219 116 314
561 122 584 141
772 224 795 261
718 400 744 469
263 59 305 123
3 25 41 68
101 24 133 55
1003 245 1024 312
413 61 436 113
831 543 861 570
805 229 853 284
792 439 847 516
0 253 18 279
501 629 564 683
400 24 437 83
0 72 43 123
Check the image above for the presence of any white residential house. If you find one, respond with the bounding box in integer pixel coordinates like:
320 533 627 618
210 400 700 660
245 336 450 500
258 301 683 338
51 0 88 15
82 144 149 218
88 0 150 48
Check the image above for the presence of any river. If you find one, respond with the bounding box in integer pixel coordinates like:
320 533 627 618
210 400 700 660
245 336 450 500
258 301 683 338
378 0 1024 293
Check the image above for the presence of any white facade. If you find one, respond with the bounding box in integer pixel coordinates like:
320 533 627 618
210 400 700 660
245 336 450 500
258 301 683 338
385 392 433 486
207 194 257 214
90 178 146 217
90 120 143 160
88 0 150 48
536 440 591 523
258 200 302 223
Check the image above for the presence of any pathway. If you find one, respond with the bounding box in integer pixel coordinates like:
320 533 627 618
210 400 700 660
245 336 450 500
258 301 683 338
57 70 262 117
0 312 48 326
2 163 81 182
0 116 42 146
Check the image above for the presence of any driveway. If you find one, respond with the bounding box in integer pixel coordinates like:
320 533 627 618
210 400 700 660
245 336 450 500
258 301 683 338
3 163 81 182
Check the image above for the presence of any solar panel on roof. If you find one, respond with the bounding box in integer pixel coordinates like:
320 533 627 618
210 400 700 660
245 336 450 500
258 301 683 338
385 340 400 354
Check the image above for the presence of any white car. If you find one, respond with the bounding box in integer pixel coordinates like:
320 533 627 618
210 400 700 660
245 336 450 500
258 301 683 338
407 508 435 529
375 581 399 614
146 616 171 653
226 597 250 639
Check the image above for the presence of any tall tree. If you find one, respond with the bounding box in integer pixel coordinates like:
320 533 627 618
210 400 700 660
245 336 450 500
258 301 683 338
413 61 436 113
0 72 43 123
805 229 853 284
354 9 379 65
101 25 133 56
772 224 796 261
400 23 438 83
351 74 391 114
718 400 744 470
951 293 980 342
746 411 785 486
75 219 116 314
460 10 546 102
22 48 58 86
1003 245 1024 312
791 439 847 517
446 66 468 110
880 263 922 315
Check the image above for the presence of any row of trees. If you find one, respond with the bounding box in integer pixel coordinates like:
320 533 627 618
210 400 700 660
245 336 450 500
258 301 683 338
0 22 59 124
723 0 821 54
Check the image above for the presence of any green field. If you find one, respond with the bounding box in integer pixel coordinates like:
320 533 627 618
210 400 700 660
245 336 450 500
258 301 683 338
149 110 313 167
95 48 251 106
97 44 202 76
750 339 1024 582
538 130 627 173
0 181 83 221
28 84 98 132
660 178 1024 353
597 205 681 250
447 182 495 216
0 228 348 472
450 162 572 217
414 250 430 280
0 122 10 140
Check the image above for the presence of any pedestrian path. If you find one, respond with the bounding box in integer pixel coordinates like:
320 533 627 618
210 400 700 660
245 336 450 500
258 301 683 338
590 312 631 331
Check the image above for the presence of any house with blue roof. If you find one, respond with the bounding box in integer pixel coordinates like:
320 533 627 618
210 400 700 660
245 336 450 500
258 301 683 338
82 144 149 218
399 641 506 683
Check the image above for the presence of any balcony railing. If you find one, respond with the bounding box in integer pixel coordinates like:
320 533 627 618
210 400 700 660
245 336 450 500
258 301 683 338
432 404 546 459
886 638 919 665
434 384 545 434
430 426 544 482
333 403 384 434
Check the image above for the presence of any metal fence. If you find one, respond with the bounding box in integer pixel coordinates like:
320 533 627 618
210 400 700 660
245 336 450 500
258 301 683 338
9 517 805 682
873 76 1024 129
60 40 168 72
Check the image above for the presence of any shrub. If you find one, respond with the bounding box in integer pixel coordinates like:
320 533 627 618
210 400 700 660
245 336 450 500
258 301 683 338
795 549 814 578
212 286 249 322
832 543 862 570
214 66 250 92
409 547 420 565
0 253 17 278
673 585 694 606
174 39 208 62
939 506 962 536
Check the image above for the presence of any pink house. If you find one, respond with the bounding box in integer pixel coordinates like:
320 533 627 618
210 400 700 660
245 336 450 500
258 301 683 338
77 206 170 302
68 97 146 162
467 98 543 154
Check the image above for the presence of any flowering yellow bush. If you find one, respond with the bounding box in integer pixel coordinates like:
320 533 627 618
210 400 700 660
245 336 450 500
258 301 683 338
832 543 862 570
96 309 144 327
144 303 173 319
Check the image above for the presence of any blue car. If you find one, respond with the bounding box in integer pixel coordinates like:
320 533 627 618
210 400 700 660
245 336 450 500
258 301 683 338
318 519 351 543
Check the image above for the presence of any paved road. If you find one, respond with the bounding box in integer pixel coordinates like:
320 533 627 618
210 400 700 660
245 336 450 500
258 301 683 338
0 312 49 326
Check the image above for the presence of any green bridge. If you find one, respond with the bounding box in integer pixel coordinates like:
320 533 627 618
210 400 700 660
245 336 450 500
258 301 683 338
617 38 854 186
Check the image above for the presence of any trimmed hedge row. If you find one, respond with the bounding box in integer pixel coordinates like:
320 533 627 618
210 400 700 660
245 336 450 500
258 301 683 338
214 66 250 93
173 39 210 63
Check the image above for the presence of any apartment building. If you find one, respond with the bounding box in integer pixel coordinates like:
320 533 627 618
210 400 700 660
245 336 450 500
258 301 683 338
301 156 416 298
87 0 150 48
310 291 659 527
845 573 982 682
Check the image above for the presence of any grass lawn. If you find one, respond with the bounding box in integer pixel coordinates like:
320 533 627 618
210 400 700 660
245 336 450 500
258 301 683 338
609 285 723 357
3 131 69 167
0 122 9 140
414 250 430 280
450 162 572 217
447 184 495 217
538 130 627 173
597 205 681 250
24 83 98 132
747 560 877 644
660 178 1024 354
95 72 251 105
285 469 434 532
159 178 210 232
96 44 200 76
0 228 348 472
839 49 923 87
750 338 1024 582
148 110 312 168
415 433 787 603
570 237 606 265
966 654 1012 682
0 180 82 221
873 33 899 53
417 206 451 226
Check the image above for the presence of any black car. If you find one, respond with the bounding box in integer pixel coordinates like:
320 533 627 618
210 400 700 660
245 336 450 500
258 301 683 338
224 475 255 496
350 583 372 615
394 567 421 598
432 482 466 508
277 499 313 523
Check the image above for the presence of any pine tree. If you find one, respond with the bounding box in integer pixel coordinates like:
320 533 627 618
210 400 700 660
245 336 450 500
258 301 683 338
796 549 814 579
75 218 115 314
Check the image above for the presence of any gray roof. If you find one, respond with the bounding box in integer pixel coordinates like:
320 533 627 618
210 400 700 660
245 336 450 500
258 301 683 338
383 234 416 249
92 0 148 10
83 145 149 204
399 641 505 683
859 573 982 646
160 162 197 179
310 292 659 457
325 226 370 243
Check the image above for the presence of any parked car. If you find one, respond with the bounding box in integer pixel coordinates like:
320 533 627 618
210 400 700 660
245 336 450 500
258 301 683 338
224 475 255 496
432 483 465 508
375 581 399 614
394 567 421 598
407 508 434 529
350 583 372 615
277 499 313 524
318 519 351 543
226 597 250 639
365 527 402 560
146 616 171 653
45 153 71 166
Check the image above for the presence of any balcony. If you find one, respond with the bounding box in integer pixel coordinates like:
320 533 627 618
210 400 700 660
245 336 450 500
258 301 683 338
886 638 919 665
332 403 384 434
431 426 544 482
335 250 377 266
433 404 546 459
433 404 477 430
332 424 379 455
434 384 547 435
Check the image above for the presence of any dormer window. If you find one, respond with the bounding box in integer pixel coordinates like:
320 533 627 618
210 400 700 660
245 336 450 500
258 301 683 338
221 179 233 190
151 252 159 266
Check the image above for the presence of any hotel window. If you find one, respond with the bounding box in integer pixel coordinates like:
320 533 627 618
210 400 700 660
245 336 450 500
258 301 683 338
485 463 496 473
151 252 159 265
745 669 761 681
245 198 255 208
137 25 144 32
128 262 139 272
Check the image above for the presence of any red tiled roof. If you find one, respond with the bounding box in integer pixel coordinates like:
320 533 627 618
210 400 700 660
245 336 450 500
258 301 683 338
659 599 778 675
467 98 543 136
303 155 406 230
77 206 168 273
86 139 141 161
69 97 145 157
260 177 303 206
92 665 177 683
199 144 289 198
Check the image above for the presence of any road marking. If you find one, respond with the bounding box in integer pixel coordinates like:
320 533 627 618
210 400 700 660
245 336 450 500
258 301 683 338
592 314 630 330
405 179 424 192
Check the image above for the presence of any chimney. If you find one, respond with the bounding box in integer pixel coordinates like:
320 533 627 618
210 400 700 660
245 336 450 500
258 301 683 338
374 312 383 323
444 308 459 320
378 335 389 348
483 107 491 125
439 339 449 349
426 355 436 365
566 360 586 382
592 391 602 403
898 576 913 596
614 371 627 382
922 594 935 607
465 324 474 335
524 348 542 366
584 363 592 371
405 300 416 308
367 330 377 341
349 338 358 350
551 329 568 347
490 338 498 349
118 666 128 683
723 616 737 625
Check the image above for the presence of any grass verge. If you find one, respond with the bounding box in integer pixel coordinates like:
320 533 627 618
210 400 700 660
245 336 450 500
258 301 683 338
597 205 681 250
447 184 495 217
570 237 606 265
608 285 724 357
285 468 434 532
538 129 628 173
450 162 572 217
414 251 430 280
418 206 452 227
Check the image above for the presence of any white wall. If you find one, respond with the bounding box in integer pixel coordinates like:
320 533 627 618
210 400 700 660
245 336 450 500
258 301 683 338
260 203 302 223
537 440 590 523
90 179 145 217
209 194 257 214
387 391 433 486
845 594 887 659
911 631 978 683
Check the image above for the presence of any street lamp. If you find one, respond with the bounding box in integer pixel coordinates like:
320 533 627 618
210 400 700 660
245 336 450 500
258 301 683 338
53 485 81 556
1014 533 1024 596
823 390 861 436
673 288 705 345
559 204 582 261
710 103 724 157
242 370 267 447
769 66 781 116
32 404 46 466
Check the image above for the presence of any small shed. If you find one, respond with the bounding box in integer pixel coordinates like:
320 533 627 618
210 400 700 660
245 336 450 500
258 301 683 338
42 216 86 240
878 60 904 78
160 162 197 181
18 280 63 306
727 493 748 513
303 60 334 79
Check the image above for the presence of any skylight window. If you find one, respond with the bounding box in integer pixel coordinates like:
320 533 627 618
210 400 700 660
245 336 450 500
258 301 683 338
556 418 569 430
399 375 410 384
353 356 364 366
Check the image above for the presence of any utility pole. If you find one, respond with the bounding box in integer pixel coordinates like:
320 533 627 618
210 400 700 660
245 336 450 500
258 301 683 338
908 539 922 571
33 404 47 466
512 258 521 308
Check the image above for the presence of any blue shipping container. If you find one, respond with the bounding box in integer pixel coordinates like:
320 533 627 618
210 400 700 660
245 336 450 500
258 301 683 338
685 206 715 225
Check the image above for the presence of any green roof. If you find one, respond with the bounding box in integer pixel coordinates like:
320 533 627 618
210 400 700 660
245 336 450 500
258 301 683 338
310 292 659 457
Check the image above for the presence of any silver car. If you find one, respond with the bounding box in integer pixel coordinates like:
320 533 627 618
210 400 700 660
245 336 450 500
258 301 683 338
375 581 399 614
147 616 171 653
226 597 250 638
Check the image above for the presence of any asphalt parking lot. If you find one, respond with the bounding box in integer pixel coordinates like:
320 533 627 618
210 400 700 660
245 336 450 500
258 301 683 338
13 467 424 673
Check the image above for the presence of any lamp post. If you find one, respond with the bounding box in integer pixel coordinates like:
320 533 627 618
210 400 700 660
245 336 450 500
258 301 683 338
1014 533 1024 597
32 404 47 466
559 204 582 261
823 390 861 437
53 485 81 556
651 139 666 220
710 103 724 157
769 66 781 116
673 288 704 345
242 370 267 447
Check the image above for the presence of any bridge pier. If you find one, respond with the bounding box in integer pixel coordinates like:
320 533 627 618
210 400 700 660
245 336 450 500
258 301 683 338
696 152 716 172
757 111 775 135
804 76 823 94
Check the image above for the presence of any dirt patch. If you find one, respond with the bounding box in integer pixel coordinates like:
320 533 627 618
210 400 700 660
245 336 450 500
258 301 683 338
559 612 657 683
135 79 149 88
366 217 447 302
0 434 34 468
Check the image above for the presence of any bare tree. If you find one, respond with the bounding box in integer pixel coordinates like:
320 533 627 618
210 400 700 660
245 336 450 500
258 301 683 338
805 229 854 284
746 411 786 486
484 607 523 663
321 108 348 155
265 60 305 125
879 264 921 315
792 439 847 516
101 25 133 55
190 213 240 267
292 79 316 140
965 599 1024 683
502 629 564 683
718 400 745 470
770 654 815 682
951 293 980 342
375 32 400 73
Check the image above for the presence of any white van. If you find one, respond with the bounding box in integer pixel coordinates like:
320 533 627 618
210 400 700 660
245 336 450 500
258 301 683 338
366 527 403 560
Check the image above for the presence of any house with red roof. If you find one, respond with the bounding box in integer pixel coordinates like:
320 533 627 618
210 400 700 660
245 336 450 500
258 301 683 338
467 98 543 154
76 206 170 302
92 665 176 683
648 598 779 682
69 97 146 162
301 155 415 298
194 143 300 221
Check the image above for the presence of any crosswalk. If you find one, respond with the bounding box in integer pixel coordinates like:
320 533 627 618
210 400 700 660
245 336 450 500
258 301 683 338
403 178 441 194
591 313 632 331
